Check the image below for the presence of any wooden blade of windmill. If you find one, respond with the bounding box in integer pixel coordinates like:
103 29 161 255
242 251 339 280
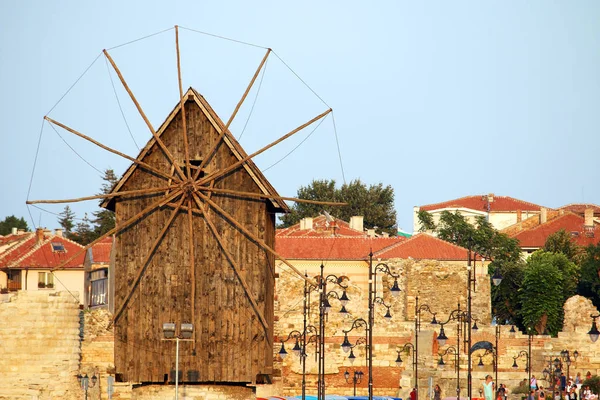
113 194 187 324
27 185 177 205
50 189 183 272
44 117 179 183
196 187 347 207
191 193 272 346
195 191 309 283
196 108 332 187
192 48 271 181
104 49 187 181
175 25 192 180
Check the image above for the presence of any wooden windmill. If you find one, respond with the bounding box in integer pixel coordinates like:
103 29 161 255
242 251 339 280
27 26 341 384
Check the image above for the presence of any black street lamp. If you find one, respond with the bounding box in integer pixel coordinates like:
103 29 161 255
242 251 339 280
437 346 460 398
77 373 98 400
560 349 579 384
588 314 600 343
415 296 437 399
512 350 530 388
396 343 417 390
345 369 364 396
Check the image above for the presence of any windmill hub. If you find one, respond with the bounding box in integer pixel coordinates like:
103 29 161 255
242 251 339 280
183 181 196 197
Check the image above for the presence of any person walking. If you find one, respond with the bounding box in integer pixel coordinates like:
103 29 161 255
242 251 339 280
434 384 442 400
484 375 495 400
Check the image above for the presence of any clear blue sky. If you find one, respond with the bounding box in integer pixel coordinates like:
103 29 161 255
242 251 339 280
1 1 598 233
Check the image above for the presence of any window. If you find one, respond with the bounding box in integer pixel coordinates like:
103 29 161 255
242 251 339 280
51 242 66 252
90 268 108 307
38 272 54 289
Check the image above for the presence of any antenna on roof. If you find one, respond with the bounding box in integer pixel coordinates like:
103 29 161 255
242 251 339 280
322 210 334 228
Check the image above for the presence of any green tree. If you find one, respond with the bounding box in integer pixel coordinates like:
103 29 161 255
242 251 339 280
544 229 584 264
0 215 29 235
418 210 524 324
57 206 76 236
91 169 118 240
577 243 600 309
72 213 95 245
279 179 397 235
417 210 436 232
519 250 579 335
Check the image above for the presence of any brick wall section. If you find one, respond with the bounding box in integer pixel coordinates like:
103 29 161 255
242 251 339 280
0 291 81 400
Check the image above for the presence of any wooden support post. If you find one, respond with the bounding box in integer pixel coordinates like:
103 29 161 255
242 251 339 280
103 49 187 181
175 25 192 180
186 197 197 352
191 193 272 346
113 195 187 323
45 117 177 182
196 191 309 283
193 48 271 180
197 108 331 187
51 189 183 271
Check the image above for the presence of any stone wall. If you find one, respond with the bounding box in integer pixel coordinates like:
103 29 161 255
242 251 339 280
0 291 81 400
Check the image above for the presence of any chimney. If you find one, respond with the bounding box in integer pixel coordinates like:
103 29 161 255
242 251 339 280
349 216 364 232
17 229 25 234
517 210 522 223
300 217 313 230
36 227 45 244
488 193 495 203
540 207 547 224
366 228 376 237
11 227 17 235
585 208 594 227
54 228 63 237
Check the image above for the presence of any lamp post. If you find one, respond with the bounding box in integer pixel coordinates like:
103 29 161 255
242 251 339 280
345 369 364 396
162 322 194 400
437 346 460 398
396 343 417 391
415 296 437 399
278 324 319 400
588 314 600 343
512 350 530 388
365 254 401 400
559 350 579 385
77 373 98 400
316 264 350 400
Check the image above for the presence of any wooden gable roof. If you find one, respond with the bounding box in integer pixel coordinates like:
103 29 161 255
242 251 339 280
102 87 289 213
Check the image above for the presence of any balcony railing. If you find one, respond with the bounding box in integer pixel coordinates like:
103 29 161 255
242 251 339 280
7 280 21 291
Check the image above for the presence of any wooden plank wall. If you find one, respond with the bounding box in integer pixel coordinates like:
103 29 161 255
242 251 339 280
113 99 274 383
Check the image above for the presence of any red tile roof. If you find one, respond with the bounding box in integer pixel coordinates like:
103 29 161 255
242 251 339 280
90 236 113 263
0 232 85 269
419 195 543 213
276 216 365 237
511 213 600 248
275 236 405 260
559 203 600 216
373 233 478 260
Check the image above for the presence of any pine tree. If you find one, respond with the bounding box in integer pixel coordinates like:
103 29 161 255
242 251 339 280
57 205 76 237
0 215 29 235
73 213 95 245
91 169 118 240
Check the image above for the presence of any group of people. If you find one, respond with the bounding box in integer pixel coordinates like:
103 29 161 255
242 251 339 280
527 373 596 400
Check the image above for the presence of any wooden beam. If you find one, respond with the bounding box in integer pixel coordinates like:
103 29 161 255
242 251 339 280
45 117 177 183
113 195 187 323
175 25 191 180
51 189 183 271
191 193 272 346
186 197 197 352
103 49 187 182
193 48 271 180
197 187 347 207
27 185 177 205
196 191 309 283
197 108 332 187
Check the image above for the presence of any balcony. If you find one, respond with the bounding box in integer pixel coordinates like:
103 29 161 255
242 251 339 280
7 280 21 291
